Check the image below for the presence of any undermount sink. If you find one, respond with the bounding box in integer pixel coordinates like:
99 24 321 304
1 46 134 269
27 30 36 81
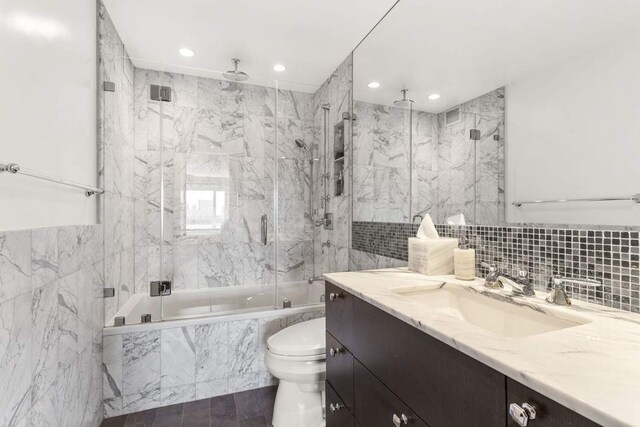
393 285 591 338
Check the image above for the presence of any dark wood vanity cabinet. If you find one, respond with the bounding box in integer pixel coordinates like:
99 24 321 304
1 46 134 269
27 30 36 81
325 280 600 427
326 331 354 411
326 381 355 427
325 281 354 348
506 379 599 427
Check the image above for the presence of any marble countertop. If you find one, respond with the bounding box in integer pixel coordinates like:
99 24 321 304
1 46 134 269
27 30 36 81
324 268 640 427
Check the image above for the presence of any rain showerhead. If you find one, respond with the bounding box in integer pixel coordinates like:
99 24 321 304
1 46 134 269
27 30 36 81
393 89 414 108
223 58 249 82
295 139 310 151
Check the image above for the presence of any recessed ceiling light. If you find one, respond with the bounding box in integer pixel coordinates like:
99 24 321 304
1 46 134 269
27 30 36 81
179 48 195 57
368 81 380 89
428 93 441 100
273 64 286 72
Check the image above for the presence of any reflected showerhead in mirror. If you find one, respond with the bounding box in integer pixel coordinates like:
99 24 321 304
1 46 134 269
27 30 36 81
393 89 414 108
294 139 310 151
223 58 249 82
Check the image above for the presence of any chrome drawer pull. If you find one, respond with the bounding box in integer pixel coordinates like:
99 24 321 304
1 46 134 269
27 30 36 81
329 347 343 357
509 402 537 426
392 413 408 426
329 402 343 412
329 292 343 301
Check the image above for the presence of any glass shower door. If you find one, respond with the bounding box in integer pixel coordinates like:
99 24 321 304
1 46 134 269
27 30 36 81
156 66 278 320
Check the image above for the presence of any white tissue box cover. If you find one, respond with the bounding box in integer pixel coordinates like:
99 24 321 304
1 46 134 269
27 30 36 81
408 237 457 275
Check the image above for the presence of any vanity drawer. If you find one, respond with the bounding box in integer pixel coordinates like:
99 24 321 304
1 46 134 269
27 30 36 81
326 331 354 412
326 381 355 427
507 378 599 426
354 360 428 427
325 280 354 348
352 297 505 427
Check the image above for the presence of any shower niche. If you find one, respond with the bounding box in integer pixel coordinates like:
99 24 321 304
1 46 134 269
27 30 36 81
333 116 346 197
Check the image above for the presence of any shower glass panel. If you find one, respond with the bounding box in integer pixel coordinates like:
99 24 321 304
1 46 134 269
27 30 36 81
274 80 325 307
155 65 278 320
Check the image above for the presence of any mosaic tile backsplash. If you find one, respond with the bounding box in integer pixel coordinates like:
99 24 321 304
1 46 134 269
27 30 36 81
352 221 640 313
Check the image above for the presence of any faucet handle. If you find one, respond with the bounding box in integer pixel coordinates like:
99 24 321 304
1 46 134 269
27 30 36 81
517 270 530 283
481 262 497 272
551 276 601 289
546 276 601 306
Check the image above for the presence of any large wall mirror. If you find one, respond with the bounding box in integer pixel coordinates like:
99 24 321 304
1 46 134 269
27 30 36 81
353 0 640 228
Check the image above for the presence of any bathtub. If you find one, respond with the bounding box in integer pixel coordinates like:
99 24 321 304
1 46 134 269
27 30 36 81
105 280 325 329
102 281 326 417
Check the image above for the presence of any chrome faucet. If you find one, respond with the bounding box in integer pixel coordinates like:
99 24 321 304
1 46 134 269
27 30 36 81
482 262 535 296
546 276 602 306
498 271 535 297
482 262 502 289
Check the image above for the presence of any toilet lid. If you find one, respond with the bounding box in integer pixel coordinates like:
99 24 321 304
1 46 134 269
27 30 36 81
267 317 326 357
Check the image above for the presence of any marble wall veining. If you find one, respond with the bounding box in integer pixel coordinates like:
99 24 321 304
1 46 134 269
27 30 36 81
102 308 324 417
130 69 316 294
0 225 104 427
352 88 504 226
438 89 505 225
98 1 136 324
311 55 353 277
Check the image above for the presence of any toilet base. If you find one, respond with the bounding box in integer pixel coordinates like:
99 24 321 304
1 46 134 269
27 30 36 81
271 380 325 427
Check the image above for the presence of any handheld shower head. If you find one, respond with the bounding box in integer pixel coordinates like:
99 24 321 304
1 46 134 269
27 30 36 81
294 139 310 151
393 89 414 108
223 58 249 82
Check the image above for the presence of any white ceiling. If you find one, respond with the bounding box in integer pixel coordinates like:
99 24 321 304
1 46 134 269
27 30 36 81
354 0 640 113
102 0 397 93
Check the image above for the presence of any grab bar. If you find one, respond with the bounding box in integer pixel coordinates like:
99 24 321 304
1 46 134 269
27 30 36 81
512 193 640 207
261 214 268 245
0 162 104 197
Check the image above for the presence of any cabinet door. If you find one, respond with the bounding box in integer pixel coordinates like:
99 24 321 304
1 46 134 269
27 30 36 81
327 381 355 427
354 361 428 427
325 281 354 348
352 297 506 427
326 331 354 412
507 378 599 426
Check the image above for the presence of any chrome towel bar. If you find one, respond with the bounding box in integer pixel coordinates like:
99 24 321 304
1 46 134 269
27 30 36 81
0 162 104 197
512 193 640 207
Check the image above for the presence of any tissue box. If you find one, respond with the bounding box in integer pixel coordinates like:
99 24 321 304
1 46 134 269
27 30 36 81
408 237 457 275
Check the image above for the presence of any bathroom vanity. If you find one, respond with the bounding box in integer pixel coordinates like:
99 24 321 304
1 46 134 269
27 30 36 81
324 268 640 427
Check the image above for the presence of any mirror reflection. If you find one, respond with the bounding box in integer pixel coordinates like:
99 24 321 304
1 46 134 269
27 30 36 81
353 0 640 227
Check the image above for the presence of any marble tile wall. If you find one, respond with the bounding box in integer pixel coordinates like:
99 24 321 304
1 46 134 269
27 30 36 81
130 69 317 293
353 101 413 223
102 308 324 417
437 88 505 225
0 225 104 426
352 88 504 226
311 55 353 276
98 1 136 324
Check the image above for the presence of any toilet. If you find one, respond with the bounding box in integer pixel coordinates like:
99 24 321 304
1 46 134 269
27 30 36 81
265 317 326 427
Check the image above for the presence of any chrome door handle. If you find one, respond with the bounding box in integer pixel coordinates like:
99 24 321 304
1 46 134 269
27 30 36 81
329 292 343 301
509 403 537 426
392 413 408 427
260 214 268 246
329 402 343 412
329 347 342 357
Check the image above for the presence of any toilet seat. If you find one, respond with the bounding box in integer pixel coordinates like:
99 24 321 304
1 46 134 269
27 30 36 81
267 351 325 362
265 317 327 427
267 317 325 357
